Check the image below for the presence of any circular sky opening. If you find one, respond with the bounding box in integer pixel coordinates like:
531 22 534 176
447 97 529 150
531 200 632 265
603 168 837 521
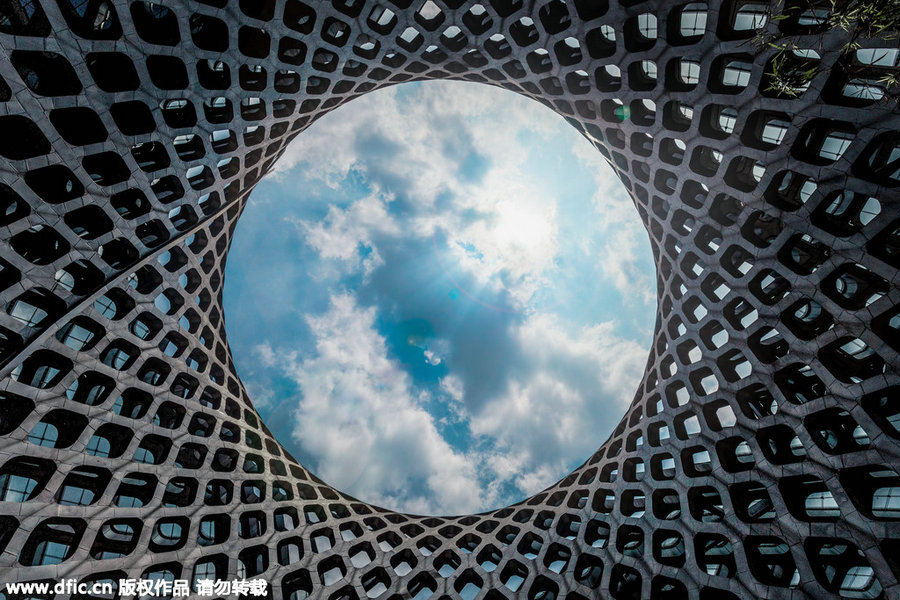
224 80 656 515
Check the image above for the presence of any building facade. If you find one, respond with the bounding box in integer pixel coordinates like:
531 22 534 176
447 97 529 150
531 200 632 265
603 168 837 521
0 0 898 598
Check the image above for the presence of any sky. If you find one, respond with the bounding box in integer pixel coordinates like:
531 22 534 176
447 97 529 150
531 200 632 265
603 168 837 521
223 80 657 515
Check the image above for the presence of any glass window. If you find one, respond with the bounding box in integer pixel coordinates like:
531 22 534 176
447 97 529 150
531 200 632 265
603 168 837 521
680 3 707 36
273 483 290 501
57 322 96 350
154 292 172 314
637 13 657 39
275 511 298 531
58 483 96 506
86 434 112 458
872 486 900 518
192 562 217 592
163 478 193 508
240 515 263 538
840 566 877 594
722 60 752 87
32 364 62 388
9 0 36 20
9 299 47 327
103 347 133 370
104 522 135 541
761 119 789 145
142 569 175 600
198 519 219 545
797 7 828 26
27 421 59 447
0 473 38 502
134 447 155 464
718 107 738 133
94 294 118 319
733 2 767 31
805 490 840 518
279 542 302 565
680 60 701 85
130 317 154 340
115 493 143 508
33 539 71 566
152 521 183 546
819 131 854 161
858 197 881 226
842 80 885 101
856 48 900 67
55 269 76 292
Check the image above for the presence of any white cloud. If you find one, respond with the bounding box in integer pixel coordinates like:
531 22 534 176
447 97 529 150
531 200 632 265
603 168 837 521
287 193 399 276
243 381 275 410
466 313 648 494
279 80 656 316
273 294 493 514
292 194 399 259
597 225 657 306
235 80 656 512
284 300 647 510
253 300 649 513
281 81 575 311
449 184 559 308
570 133 658 307
271 81 560 185
253 342 278 368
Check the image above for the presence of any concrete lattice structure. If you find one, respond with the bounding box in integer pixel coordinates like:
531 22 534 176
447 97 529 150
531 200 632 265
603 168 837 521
0 0 898 598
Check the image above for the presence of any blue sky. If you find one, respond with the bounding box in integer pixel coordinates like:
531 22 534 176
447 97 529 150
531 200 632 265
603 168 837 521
223 81 656 515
